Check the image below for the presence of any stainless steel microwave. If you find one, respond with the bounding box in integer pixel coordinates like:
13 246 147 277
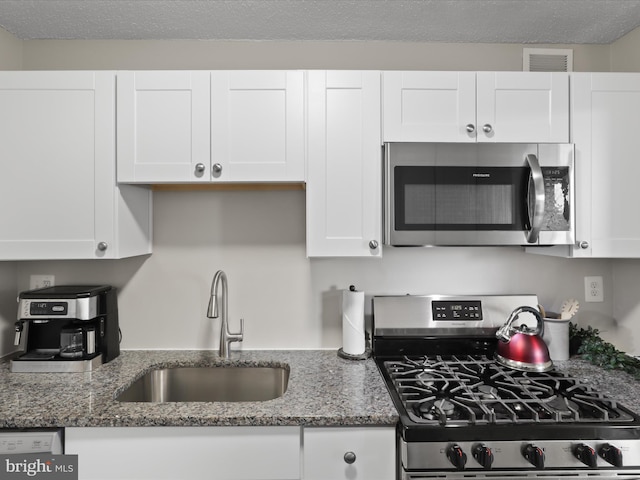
384 142 575 246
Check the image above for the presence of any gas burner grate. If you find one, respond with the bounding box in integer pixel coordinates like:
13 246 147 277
383 355 635 426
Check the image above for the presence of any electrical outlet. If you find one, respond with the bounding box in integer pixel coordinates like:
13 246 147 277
584 276 604 303
30 275 55 290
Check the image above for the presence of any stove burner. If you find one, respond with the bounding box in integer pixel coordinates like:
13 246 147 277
476 385 497 399
383 355 637 427
416 399 457 423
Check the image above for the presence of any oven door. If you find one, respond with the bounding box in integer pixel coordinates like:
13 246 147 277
384 142 574 246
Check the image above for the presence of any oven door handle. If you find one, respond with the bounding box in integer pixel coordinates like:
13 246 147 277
525 153 545 244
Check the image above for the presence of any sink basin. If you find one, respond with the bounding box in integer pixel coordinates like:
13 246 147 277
116 365 289 403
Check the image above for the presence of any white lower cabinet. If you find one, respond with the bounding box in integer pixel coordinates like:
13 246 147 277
302 426 396 480
65 426 301 480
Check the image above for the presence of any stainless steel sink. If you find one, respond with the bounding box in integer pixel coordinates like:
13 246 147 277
116 365 289 403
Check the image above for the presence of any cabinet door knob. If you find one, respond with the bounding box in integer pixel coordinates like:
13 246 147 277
212 163 223 175
579 241 589 249
194 163 206 175
344 451 356 464
465 124 475 133
483 124 493 133
369 240 379 250
97 242 108 252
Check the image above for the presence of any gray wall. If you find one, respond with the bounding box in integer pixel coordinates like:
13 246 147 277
2 25 640 356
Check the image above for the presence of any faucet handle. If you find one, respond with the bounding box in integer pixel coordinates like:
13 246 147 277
230 318 244 342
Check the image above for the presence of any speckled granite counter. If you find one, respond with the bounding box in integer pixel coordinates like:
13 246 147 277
2 351 640 430
553 357 640 414
0 350 398 428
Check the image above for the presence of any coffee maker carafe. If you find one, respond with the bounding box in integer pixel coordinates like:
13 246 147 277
11 285 120 373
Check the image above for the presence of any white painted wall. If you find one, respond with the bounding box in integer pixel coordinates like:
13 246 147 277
13 190 614 353
0 26 22 70
2 28 640 356
19 39 611 72
0 27 20 358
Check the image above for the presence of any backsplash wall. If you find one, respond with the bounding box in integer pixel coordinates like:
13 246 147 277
11 190 619 354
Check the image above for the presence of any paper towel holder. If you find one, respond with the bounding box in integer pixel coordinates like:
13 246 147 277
338 285 371 360
338 346 372 360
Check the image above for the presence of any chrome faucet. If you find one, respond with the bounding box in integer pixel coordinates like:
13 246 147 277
207 270 244 358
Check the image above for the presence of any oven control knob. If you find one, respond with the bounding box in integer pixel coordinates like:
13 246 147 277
446 444 467 470
472 444 494 469
599 443 623 467
574 444 598 468
523 444 545 469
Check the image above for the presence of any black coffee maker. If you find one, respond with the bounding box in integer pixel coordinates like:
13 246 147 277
11 285 120 373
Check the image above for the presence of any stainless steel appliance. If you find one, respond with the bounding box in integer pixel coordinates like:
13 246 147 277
373 294 640 479
11 285 120 373
384 143 575 246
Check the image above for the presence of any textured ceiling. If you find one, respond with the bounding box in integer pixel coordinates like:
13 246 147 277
0 0 640 44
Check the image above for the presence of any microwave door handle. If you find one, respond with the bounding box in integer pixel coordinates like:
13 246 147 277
526 153 545 243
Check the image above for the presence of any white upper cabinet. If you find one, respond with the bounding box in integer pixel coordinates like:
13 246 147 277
0 71 151 260
531 73 640 258
306 71 382 257
117 71 211 183
117 70 305 183
382 71 569 143
211 70 305 182
383 71 476 142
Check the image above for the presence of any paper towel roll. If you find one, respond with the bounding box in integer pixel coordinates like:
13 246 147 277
342 289 365 355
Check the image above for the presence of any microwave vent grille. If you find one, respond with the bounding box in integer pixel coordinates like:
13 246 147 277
523 48 573 72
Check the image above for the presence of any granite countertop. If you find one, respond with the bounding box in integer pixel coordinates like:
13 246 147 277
1 351 640 430
552 358 640 414
0 350 399 429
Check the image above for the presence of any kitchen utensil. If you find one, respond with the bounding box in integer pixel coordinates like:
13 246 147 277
495 306 553 372
560 299 580 320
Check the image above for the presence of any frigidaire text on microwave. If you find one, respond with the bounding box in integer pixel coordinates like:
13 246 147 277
383 142 575 246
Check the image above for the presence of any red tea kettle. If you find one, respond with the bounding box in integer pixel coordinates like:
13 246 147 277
495 306 553 372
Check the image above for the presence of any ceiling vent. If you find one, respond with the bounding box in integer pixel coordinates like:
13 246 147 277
523 48 573 72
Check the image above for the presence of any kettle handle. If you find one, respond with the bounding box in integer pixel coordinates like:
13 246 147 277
496 306 544 342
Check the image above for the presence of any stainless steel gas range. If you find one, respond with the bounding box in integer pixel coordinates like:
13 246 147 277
372 294 640 480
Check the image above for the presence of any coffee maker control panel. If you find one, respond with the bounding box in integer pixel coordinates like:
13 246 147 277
27 302 68 316
18 286 106 321
20 298 99 321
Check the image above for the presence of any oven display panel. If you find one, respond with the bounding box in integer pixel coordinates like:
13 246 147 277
432 300 482 321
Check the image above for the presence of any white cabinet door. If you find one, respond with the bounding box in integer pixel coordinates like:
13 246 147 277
476 72 569 143
0 71 151 260
303 427 395 480
211 70 305 182
528 73 640 258
572 74 640 257
382 71 569 143
382 71 476 142
307 71 382 257
65 426 301 480
117 71 211 182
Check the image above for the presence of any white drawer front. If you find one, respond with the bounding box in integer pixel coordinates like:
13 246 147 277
66 426 300 480
303 426 395 480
